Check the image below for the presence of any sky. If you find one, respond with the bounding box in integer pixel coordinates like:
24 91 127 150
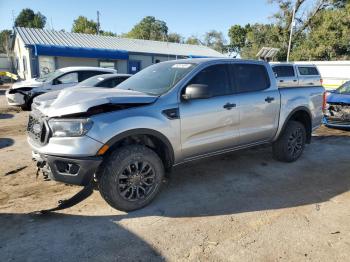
0 0 279 39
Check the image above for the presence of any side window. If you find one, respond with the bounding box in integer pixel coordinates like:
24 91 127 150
298 66 319 76
79 71 109 82
272 66 295 77
115 77 128 86
55 72 78 85
97 78 116 88
232 64 270 93
188 64 231 97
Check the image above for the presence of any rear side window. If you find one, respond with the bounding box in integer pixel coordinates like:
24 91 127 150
230 64 270 93
272 65 295 77
188 64 231 97
78 71 110 82
97 77 128 88
298 66 319 76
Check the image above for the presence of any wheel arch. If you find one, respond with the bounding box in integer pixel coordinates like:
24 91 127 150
103 128 175 171
279 106 313 143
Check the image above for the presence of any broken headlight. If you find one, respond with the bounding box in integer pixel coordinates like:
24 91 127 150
48 118 93 137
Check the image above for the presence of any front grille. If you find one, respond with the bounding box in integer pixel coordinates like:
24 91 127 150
27 112 49 144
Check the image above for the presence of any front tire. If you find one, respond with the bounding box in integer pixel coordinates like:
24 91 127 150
272 121 306 162
98 145 164 211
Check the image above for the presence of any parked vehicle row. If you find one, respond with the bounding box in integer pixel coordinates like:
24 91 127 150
5 67 118 110
26 58 325 211
32 73 131 110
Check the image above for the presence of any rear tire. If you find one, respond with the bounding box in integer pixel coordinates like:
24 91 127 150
272 121 306 162
98 145 164 211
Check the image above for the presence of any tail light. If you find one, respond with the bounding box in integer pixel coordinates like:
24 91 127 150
320 78 323 86
322 92 327 113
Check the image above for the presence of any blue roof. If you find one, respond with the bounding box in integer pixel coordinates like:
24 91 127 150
31 44 129 60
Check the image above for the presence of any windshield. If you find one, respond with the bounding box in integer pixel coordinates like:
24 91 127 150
117 61 196 95
76 74 109 87
36 69 64 83
336 81 350 94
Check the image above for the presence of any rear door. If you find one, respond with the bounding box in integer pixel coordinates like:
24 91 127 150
230 63 280 145
179 64 240 159
272 65 298 87
296 66 321 86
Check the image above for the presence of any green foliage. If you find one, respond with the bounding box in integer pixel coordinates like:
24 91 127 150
72 16 98 34
167 33 184 43
203 30 226 52
125 16 168 41
185 36 202 45
100 31 117 37
291 4 350 60
228 25 248 53
0 30 12 54
15 8 46 28
229 0 350 61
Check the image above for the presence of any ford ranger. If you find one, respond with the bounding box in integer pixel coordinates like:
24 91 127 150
27 58 325 211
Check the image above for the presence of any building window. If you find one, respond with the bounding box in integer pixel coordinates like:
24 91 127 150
99 61 116 69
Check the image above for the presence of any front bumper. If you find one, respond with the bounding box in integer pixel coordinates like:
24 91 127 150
33 151 102 186
5 89 26 106
323 116 350 129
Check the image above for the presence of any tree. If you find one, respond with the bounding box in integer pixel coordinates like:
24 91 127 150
0 30 12 54
100 30 117 37
185 36 202 45
15 8 46 28
203 30 226 53
72 16 98 34
126 16 168 41
228 25 248 53
167 33 184 43
291 3 350 60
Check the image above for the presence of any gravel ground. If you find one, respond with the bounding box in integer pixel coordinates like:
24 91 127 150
0 85 349 261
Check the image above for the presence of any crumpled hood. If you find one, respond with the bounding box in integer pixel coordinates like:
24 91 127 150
40 87 158 117
11 78 44 89
327 92 350 104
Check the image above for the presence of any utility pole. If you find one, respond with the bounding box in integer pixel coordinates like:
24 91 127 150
287 6 296 62
97 11 100 35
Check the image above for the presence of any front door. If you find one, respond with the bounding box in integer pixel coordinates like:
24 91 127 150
128 60 141 74
179 64 240 160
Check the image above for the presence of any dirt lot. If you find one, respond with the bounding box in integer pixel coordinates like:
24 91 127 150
0 85 349 261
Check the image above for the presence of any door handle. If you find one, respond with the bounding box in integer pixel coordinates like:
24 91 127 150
293 79 297 82
265 97 275 103
279 80 284 83
223 103 236 110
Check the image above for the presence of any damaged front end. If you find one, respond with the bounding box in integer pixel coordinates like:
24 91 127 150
324 102 350 129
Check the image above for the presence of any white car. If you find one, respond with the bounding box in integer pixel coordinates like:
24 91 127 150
6 67 117 110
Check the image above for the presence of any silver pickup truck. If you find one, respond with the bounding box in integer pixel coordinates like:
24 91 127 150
27 58 325 211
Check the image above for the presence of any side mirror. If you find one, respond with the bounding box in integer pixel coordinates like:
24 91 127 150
182 84 212 100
